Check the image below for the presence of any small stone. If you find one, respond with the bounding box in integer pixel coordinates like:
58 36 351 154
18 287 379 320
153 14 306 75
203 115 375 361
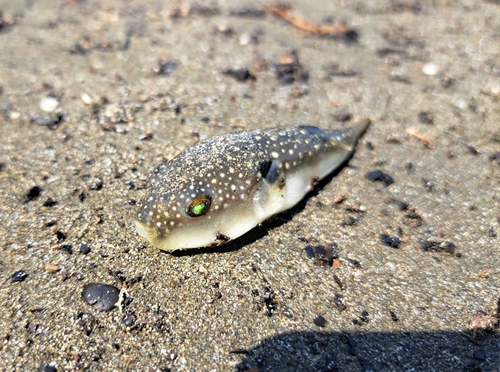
359 310 369 323
153 59 178 76
468 310 498 331
321 354 338 372
122 312 136 327
365 170 394 187
24 186 44 202
418 111 434 124
61 244 73 254
81 93 92 105
38 363 57 372
422 62 439 76
239 32 251 46
82 283 120 311
9 111 21 119
79 244 91 255
223 68 256 82
389 309 399 321
379 234 402 248
11 270 28 282
40 97 59 112
43 197 58 207
44 263 60 272
333 108 351 122
473 348 486 361
313 315 327 327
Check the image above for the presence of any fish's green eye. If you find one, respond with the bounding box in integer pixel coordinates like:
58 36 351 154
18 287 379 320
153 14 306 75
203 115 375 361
187 196 211 217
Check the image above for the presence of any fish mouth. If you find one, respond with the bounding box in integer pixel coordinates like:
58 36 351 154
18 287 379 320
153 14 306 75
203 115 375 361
135 220 158 242
134 205 263 252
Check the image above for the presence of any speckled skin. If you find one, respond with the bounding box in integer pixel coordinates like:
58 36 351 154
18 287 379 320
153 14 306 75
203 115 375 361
136 119 370 251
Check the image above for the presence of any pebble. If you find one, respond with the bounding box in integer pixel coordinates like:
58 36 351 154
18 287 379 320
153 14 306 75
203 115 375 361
422 62 440 76
239 32 251 46
122 312 136 327
61 244 73 254
365 170 394 187
38 363 57 372
321 355 338 372
389 309 399 321
379 234 402 248
39 97 59 112
418 111 434 124
473 348 486 361
313 315 327 327
80 93 92 105
24 186 44 202
82 283 120 311
11 270 28 282
359 310 369 323
8 111 20 120
420 240 456 254
44 263 60 272
43 197 58 207
79 243 91 254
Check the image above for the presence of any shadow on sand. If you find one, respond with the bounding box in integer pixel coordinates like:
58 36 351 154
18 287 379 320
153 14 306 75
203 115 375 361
234 329 499 372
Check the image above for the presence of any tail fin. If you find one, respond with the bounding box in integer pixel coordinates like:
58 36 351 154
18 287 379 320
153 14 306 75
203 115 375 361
329 118 371 151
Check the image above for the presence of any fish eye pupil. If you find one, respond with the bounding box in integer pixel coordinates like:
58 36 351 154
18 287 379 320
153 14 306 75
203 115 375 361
188 196 211 217
192 201 206 214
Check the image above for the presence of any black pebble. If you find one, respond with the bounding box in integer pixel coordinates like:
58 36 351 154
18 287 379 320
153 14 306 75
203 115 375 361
79 244 91 255
313 315 327 327
473 348 486 361
359 310 369 323
333 108 351 122
420 240 456 255
82 283 120 311
222 68 256 82
11 270 28 282
45 220 57 227
122 312 136 327
379 234 402 248
333 293 346 311
403 210 423 227
55 230 66 241
365 170 394 187
38 363 57 372
389 198 409 211
61 244 73 254
24 186 44 202
389 309 399 321
321 354 338 372
418 111 434 124
89 179 103 190
154 59 178 76
490 151 500 165
43 197 58 207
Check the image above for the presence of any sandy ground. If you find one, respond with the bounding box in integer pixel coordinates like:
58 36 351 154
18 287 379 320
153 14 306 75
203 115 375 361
0 1 499 371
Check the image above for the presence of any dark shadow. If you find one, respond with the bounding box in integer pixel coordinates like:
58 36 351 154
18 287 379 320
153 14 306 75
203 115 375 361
168 159 358 258
234 330 499 372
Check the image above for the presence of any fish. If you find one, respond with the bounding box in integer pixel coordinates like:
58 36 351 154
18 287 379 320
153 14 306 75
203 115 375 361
135 119 370 251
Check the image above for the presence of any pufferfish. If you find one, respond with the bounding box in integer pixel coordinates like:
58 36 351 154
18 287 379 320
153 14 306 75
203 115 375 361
135 119 370 251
